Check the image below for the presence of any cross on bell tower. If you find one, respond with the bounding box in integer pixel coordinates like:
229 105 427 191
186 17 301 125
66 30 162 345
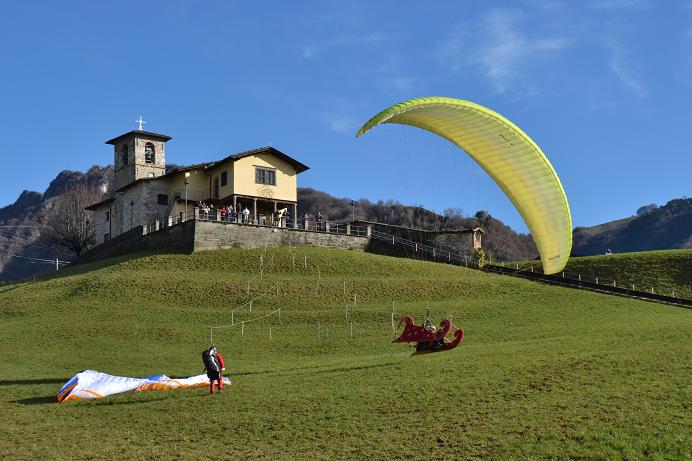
135 116 146 131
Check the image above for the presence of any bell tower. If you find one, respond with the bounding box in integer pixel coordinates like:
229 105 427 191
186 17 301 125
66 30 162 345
106 124 172 190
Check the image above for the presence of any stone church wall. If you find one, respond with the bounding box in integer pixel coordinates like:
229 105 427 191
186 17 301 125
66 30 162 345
90 181 175 245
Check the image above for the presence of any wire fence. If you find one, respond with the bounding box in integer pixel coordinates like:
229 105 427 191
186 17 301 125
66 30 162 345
206 251 451 345
370 229 481 268
141 208 369 237
368 230 691 304
494 261 688 300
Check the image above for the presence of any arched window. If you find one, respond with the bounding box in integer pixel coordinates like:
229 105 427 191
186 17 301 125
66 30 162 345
120 144 129 166
145 143 155 164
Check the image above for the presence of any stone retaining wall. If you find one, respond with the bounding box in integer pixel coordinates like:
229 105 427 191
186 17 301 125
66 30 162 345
193 221 368 252
78 220 195 263
78 219 367 264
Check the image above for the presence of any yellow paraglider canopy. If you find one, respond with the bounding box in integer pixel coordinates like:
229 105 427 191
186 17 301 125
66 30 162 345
356 97 571 275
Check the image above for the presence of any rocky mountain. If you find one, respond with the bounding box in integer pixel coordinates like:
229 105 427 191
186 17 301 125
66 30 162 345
0 166 112 282
572 198 692 255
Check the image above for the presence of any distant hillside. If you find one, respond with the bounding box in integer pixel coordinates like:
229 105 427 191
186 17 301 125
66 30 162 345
573 198 692 255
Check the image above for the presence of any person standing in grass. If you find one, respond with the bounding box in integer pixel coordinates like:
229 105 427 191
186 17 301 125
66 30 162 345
202 345 225 394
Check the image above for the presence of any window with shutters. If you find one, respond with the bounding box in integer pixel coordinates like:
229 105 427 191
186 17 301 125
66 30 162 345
255 167 276 185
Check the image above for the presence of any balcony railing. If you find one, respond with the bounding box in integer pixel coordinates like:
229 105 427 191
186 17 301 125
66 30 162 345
141 207 370 237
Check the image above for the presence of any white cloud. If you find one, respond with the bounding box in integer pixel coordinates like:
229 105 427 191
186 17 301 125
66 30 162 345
439 8 571 93
327 117 358 134
301 32 390 60
608 44 646 98
609 59 645 97
391 77 417 91
437 33 464 71
590 0 649 9
481 9 570 92
302 46 318 59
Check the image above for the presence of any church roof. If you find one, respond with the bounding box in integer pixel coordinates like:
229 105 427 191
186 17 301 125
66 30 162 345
85 196 115 210
161 147 309 177
164 162 216 176
220 146 310 173
86 146 309 209
105 130 172 145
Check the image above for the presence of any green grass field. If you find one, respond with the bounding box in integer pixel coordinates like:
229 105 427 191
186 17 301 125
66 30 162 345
1 248 690 460
514 249 692 300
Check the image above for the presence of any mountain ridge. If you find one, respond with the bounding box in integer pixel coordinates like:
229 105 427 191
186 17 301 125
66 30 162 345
573 198 692 255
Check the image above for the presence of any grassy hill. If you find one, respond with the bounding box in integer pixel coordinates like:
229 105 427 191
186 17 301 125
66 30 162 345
516 249 692 300
1 248 690 460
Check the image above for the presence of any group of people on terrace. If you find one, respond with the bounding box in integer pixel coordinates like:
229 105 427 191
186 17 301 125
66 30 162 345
195 201 326 230
198 202 252 224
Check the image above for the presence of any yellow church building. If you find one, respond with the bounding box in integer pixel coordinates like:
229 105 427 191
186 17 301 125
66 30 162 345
87 128 309 245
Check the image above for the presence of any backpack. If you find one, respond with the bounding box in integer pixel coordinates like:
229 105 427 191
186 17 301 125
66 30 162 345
202 349 217 371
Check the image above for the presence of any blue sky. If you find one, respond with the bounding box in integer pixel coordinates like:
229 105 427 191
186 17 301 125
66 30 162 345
1 0 690 232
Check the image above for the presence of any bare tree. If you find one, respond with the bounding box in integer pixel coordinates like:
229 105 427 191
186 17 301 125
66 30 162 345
46 183 102 256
